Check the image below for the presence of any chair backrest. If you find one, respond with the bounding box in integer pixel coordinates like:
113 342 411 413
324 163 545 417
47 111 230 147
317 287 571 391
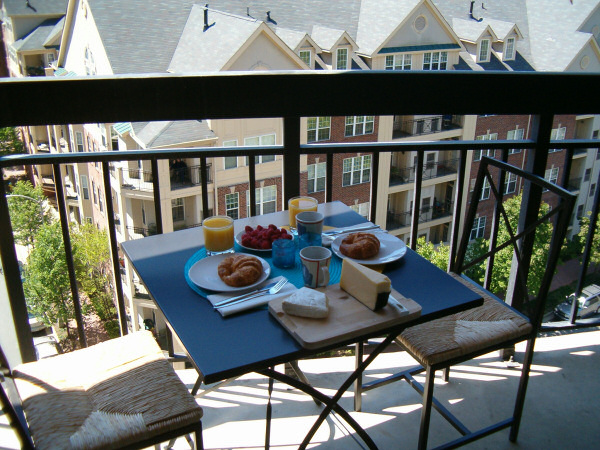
0 344 34 448
453 156 576 329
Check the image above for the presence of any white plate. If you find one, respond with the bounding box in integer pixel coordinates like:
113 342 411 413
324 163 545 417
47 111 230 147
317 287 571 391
235 229 293 252
188 253 271 292
331 232 407 265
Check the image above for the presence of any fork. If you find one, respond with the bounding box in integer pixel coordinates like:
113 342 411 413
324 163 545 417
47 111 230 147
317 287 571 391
214 278 288 309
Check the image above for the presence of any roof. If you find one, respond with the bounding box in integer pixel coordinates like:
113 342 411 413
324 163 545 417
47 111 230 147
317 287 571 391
12 17 62 51
131 121 215 148
169 6 263 73
2 0 67 16
310 25 346 50
274 27 311 51
87 0 199 74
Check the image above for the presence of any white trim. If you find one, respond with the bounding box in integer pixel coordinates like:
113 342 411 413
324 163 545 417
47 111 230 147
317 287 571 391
504 37 515 61
478 38 491 63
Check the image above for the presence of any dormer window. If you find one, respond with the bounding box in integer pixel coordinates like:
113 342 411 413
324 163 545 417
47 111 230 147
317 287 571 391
504 37 515 60
478 38 491 62
385 54 411 70
336 48 348 70
299 50 311 67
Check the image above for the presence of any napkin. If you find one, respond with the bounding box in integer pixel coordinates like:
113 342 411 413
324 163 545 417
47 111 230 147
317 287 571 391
207 276 298 317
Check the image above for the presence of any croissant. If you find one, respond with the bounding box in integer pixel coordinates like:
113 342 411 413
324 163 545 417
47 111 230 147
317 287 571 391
339 232 380 259
218 254 263 287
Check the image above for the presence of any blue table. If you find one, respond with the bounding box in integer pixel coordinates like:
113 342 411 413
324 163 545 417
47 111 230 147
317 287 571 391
122 201 482 449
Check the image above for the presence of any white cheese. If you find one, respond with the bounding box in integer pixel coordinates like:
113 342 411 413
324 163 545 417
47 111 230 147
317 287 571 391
340 258 391 311
282 287 329 318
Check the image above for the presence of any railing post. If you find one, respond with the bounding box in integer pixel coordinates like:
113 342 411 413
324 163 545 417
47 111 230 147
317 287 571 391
410 152 424 250
151 158 163 234
283 116 301 205
505 115 552 312
449 150 467 272
53 164 87 347
102 162 129 336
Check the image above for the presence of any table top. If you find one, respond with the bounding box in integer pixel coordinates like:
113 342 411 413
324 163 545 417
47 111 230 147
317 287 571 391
121 201 482 384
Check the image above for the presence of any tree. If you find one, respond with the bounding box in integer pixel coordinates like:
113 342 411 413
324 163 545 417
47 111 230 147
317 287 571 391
23 222 76 339
0 127 24 157
416 236 450 271
72 223 118 335
7 180 50 247
576 212 600 271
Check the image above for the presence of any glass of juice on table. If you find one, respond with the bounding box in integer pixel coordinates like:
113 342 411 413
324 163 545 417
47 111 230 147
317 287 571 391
202 215 234 256
288 196 318 234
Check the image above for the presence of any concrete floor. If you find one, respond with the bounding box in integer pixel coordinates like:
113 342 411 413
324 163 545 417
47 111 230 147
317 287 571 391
2 329 599 449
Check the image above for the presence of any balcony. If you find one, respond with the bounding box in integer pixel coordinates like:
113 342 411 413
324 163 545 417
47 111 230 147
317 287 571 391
389 158 458 186
170 163 213 190
392 115 462 139
1 71 600 448
567 177 582 192
387 201 454 231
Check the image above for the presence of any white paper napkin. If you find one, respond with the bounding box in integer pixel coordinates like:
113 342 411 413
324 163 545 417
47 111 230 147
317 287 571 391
207 276 298 317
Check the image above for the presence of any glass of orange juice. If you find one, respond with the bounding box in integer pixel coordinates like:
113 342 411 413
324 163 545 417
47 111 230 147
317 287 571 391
202 215 234 256
288 196 318 234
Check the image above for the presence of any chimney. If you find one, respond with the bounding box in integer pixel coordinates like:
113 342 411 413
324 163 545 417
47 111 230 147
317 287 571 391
204 4 209 28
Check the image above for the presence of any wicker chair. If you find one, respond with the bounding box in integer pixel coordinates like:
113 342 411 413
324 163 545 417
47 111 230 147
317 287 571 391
0 331 203 449
355 157 576 449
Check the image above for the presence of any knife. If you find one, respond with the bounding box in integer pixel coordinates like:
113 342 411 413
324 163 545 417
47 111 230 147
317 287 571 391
322 224 381 236
213 281 277 307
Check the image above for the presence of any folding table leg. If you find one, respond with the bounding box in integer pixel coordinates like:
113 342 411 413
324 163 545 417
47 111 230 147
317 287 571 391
418 365 436 450
354 341 364 412
288 360 322 405
509 338 535 442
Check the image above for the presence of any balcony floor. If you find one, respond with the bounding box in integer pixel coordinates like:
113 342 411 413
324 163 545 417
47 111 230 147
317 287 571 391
1 329 598 449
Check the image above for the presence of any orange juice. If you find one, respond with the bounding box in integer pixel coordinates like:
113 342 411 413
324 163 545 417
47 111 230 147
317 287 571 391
202 216 234 254
288 196 318 229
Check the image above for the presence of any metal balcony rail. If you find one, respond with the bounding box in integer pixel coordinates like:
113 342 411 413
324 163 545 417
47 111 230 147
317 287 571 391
170 164 213 190
387 201 455 230
1 71 599 362
389 158 458 186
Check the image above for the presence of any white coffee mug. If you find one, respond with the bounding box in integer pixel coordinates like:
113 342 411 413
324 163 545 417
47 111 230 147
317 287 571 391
300 246 331 288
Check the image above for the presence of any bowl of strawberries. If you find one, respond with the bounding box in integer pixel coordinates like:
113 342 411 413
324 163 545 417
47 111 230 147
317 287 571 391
235 224 294 252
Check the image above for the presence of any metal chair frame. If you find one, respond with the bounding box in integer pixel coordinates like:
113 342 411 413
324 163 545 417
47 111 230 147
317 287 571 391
355 157 576 449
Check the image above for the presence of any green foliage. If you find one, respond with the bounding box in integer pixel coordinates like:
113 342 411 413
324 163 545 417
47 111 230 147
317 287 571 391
7 181 50 247
577 213 600 269
72 223 117 323
23 222 76 338
416 236 450 271
463 237 488 285
0 127 24 156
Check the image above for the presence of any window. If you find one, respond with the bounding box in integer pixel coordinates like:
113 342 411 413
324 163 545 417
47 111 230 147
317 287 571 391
504 37 515 60
545 167 559 189
80 175 89 200
244 134 276 163
248 185 277 216
350 202 370 219
480 177 491 200
479 38 490 62
307 162 326 193
342 155 371 186
474 149 495 161
470 216 486 240
507 128 524 153
577 204 584 218
336 48 348 70
345 116 374 136
385 54 412 70
75 132 84 152
223 139 238 169
84 46 96 75
423 51 447 70
92 181 97 204
584 168 591 182
550 127 566 152
590 184 596 197
504 172 517 194
307 117 331 142
299 50 311 66
98 191 104 212
171 198 184 222
225 193 239 220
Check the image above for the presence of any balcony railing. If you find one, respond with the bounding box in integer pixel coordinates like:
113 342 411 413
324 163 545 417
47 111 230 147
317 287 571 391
1 71 600 363
170 164 213 190
387 201 454 231
392 115 462 139
389 158 458 186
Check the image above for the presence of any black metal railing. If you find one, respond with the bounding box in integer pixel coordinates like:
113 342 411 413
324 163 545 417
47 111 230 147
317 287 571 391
1 71 600 363
389 158 459 186
387 201 454 230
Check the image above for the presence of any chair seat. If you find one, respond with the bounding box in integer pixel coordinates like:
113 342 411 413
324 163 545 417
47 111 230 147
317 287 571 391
397 274 533 366
13 331 202 450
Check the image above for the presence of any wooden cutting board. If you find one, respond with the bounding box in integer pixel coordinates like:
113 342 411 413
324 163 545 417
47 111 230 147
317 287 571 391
268 283 421 349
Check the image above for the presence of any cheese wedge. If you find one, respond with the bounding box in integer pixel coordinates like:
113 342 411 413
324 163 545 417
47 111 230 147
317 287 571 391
340 258 391 311
282 287 329 318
